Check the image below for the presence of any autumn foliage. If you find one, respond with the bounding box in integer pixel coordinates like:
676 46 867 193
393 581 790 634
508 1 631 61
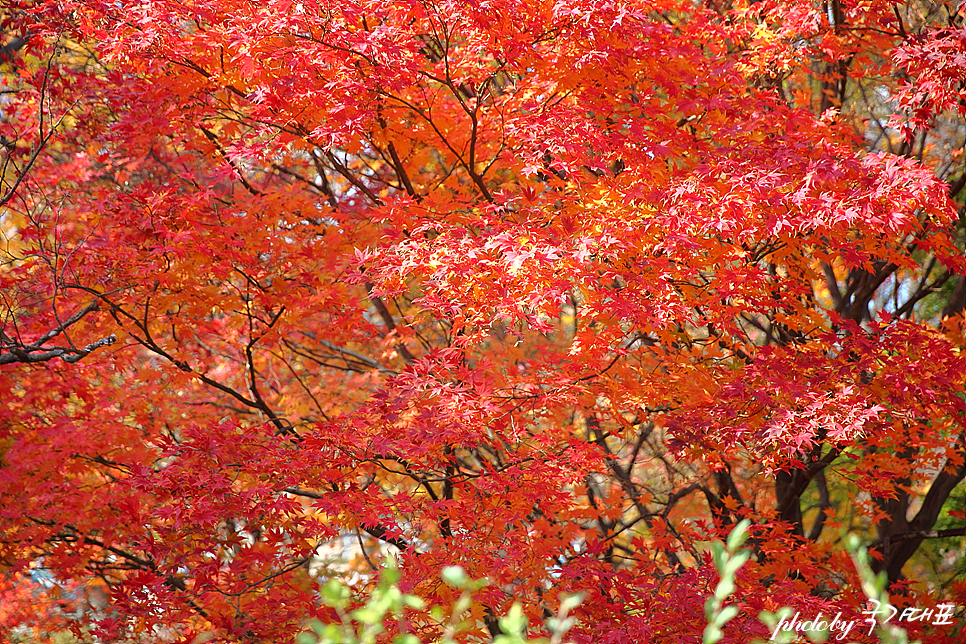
2 0 966 642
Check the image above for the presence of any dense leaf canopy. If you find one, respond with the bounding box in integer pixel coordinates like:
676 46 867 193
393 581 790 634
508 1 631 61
2 0 966 642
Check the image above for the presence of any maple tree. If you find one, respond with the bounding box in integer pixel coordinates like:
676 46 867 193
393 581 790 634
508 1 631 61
2 0 966 642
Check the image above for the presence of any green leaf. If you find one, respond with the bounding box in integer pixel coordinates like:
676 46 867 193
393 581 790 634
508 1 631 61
714 578 735 601
703 624 724 644
441 565 469 588
393 634 420 644
499 603 528 637
726 519 752 552
296 632 318 644
321 578 350 608
715 604 738 626
559 592 584 613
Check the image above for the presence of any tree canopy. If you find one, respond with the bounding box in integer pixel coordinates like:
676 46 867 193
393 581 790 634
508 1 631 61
2 0 966 642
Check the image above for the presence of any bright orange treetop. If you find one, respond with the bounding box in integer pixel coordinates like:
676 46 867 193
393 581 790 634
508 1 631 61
2 0 966 642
